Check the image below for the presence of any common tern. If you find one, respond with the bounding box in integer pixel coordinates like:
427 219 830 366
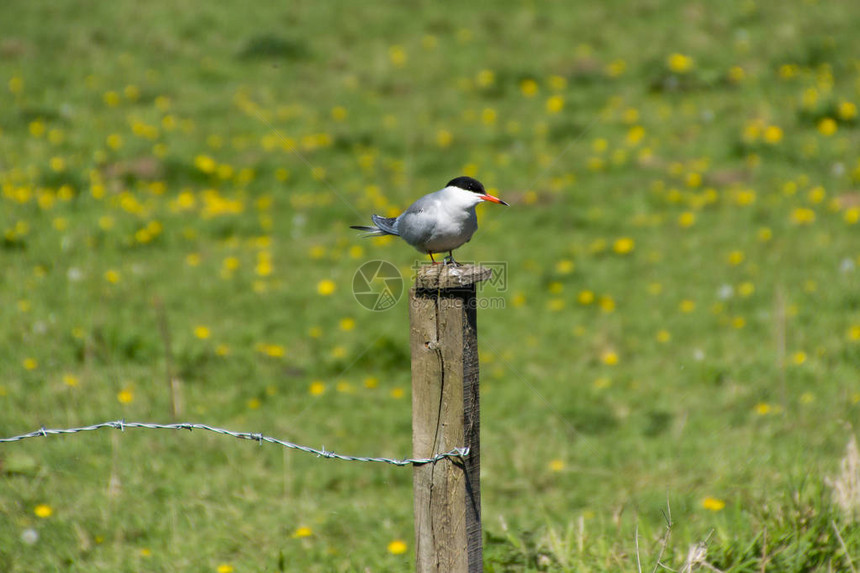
350 176 508 264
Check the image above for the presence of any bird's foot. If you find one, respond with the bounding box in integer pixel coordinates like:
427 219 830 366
442 253 460 266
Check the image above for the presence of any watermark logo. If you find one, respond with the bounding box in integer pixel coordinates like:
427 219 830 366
354 260 509 311
478 261 508 291
352 260 404 311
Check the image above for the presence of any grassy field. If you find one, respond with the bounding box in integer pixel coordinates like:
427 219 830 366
1 1 860 570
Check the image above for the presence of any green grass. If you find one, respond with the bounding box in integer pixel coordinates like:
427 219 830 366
2 0 860 570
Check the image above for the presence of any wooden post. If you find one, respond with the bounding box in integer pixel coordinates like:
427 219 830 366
410 264 491 573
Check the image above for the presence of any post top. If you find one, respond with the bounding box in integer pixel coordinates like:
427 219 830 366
413 263 493 290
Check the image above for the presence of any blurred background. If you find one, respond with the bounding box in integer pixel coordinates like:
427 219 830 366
1 1 859 570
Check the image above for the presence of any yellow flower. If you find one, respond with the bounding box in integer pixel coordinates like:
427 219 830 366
106 134 123 150
755 402 771 415
545 95 564 114
247 398 261 410
34 504 53 518
848 326 860 341
678 211 696 228
686 172 702 188
258 344 285 358
601 351 619 366
555 260 574 274
387 540 408 555
605 59 626 77
728 66 745 83
481 107 497 125
317 279 336 296
436 129 453 148
103 91 120 107
117 388 134 404
599 296 616 313
656 330 671 343
667 53 694 74
763 125 783 144
792 351 807 365
626 125 645 145
336 381 354 394
476 69 495 87
738 282 755 297
817 117 837 136
309 381 325 396
339 318 356 331
679 300 696 313
63 374 79 387
194 154 217 174
50 156 66 172
837 101 857 121
293 526 313 538
519 78 538 97
727 250 744 266
331 106 348 121
702 497 725 511
216 565 234 573
29 119 46 138
548 459 565 472
23 358 38 370
613 237 635 254
194 326 211 339
790 207 816 225
388 45 407 67
587 157 605 171
779 64 798 79
9 76 23 94
105 270 121 283
390 387 405 399
622 108 639 123
548 75 567 91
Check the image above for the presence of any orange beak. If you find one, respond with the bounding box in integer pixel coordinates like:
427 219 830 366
479 194 509 206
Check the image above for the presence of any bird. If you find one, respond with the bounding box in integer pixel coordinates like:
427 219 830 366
350 176 508 264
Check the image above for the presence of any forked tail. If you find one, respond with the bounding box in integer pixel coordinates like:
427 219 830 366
350 214 399 237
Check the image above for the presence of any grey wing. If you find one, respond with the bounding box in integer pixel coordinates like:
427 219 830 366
397 205 435 247
370 214 400 236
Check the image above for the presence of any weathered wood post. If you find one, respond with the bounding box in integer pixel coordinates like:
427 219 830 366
410 263 491 573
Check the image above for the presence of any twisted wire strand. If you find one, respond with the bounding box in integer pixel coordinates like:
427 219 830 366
0 420 469 467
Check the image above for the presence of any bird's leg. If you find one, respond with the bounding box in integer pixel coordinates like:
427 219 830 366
443 251 460 266
428 252 440 264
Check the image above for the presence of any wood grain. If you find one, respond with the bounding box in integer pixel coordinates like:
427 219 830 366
410 264 488 573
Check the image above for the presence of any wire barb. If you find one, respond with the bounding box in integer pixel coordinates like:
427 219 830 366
0 421 469 467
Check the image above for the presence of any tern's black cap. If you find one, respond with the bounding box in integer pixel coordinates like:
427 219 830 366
445 176 485 194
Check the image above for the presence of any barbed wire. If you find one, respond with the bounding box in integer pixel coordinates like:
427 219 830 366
0 420 469 467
